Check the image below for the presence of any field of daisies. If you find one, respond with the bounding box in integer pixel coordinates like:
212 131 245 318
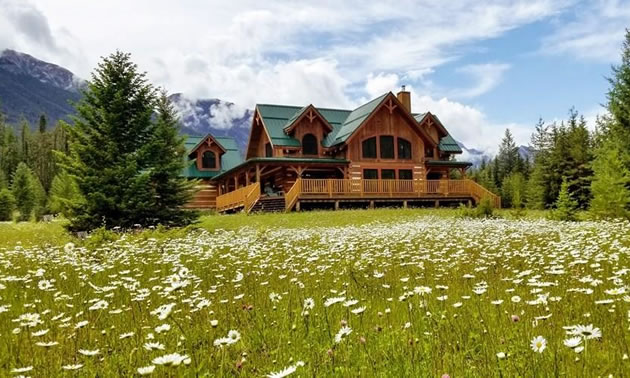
1 213 630 376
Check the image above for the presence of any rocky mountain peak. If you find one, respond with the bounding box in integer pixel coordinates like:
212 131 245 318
0 49 81 92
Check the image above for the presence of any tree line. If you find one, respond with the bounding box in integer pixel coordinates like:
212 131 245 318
469 30 630 219
0 51 197 229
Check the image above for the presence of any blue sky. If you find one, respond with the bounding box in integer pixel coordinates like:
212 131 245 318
1 0 629 150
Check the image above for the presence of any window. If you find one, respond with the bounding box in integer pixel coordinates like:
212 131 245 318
380 136 394 159
381 169 396 179
363 169 378 180
425 147 434 158
201 151 216 169
302 133 318 155
362 137 377 159
398 138 412 160
398 169 413 180
265 143 273 157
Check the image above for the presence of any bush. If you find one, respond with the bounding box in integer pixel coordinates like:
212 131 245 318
459 197 495 219
0 189 15 221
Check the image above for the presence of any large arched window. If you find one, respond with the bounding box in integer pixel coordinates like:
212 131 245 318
362 137 377 159
201 151 216 169
379 136 394 159
398 138 412 160
302 134 318 155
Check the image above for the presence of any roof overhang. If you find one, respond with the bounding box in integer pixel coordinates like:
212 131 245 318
425 160 472 167
283 104 334 134
212 157 350 180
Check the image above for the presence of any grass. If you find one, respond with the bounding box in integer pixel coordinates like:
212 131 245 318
0 209 628 376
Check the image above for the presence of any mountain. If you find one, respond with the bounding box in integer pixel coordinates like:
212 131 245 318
0 49 81 125
169 94 252 152
457 141 535 167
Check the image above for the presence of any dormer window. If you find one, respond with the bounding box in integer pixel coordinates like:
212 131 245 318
302 133 318 155
201 151 216 169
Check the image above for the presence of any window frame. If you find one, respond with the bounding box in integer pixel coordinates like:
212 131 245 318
302 133 318 155
397 137 412 160
362 137 377 159
265 142 273 157
379 135 395 159
398 169 413 180
381 169 396 180
363 168 379 180
200 150 217 170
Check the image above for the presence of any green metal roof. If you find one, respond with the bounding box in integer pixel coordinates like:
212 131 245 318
212 157 349 180
181 135 244 178
438 134 463 154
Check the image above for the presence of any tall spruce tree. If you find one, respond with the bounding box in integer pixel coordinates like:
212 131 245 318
590 29 630 217
145 92 197 225
553 178 578 221
60 51 198 230
11 162 36 221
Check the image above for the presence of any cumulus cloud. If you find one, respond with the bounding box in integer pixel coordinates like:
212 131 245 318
209 102 250 130
0 0 56 51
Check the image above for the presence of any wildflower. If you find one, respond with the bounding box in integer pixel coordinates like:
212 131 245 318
78 349 100 356
144 342 165 351
530 335 546 353
324 297 345 307
351 306 366 315
303 298 315 310
151 303 175 320
13 313 42 328
343 299 359 307
334 326 352 343
453 302 463 308
563 337 582 349
137 365 156 375
152 353 190 366
119 332 134 339
75 320 89 329
491 300 504 305
89 300 109 311
155 324 171 333
269 292 282 303
567 324 602 340
35 341 59 347
496 352 506 359
62 364 84 370
11 366 33 373
511 296 521 303
210 320 219 327
414 286 432 295
31 329 49 337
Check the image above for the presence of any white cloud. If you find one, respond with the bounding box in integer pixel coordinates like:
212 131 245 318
541 0 630 62
453 63 511 98
410 90 532 153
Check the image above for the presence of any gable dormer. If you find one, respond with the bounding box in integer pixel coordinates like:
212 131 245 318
188 134 227 171
283 105 333 157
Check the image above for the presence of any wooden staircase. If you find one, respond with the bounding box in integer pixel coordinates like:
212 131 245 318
250 196 286 213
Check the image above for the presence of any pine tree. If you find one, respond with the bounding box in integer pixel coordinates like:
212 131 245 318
0 188 15 221
31 174 47 221
553 178 578 221
48 171 84 218
590 144 630 219
11 162 36 221
496 129 519 184
501 172 526 208
144 92 198 225
59 51 198 230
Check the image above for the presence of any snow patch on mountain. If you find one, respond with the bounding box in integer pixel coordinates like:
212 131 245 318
0 49 82 92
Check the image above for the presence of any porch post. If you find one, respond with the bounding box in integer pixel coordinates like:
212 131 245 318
256 164 261 183
245 170 250 186
233 176 238 190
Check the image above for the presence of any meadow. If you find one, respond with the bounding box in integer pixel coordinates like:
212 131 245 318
0 209 629 376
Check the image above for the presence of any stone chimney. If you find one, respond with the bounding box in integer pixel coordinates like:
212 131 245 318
397 85 411 113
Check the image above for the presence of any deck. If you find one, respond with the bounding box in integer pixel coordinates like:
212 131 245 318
216 179 500 213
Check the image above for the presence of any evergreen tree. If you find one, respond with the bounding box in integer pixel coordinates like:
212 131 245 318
145 92 197 225
11 162 36 221
48 171 83 218
501 172 526 208
39 114 47 134
0 188 15 221
496 129 519 183
590 143 630 219
590 29 630 217
60 51 198 230
552 178 578 221
31 174 47 221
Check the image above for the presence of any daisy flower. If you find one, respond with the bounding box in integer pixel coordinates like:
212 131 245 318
530 335 546 353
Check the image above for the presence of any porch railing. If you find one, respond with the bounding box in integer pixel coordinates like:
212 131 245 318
285 178 302 212
296 179 501 207
216 182 260 213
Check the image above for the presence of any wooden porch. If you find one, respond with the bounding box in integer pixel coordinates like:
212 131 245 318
216 178 501 213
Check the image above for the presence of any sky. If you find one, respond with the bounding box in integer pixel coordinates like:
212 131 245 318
1 0 629 152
